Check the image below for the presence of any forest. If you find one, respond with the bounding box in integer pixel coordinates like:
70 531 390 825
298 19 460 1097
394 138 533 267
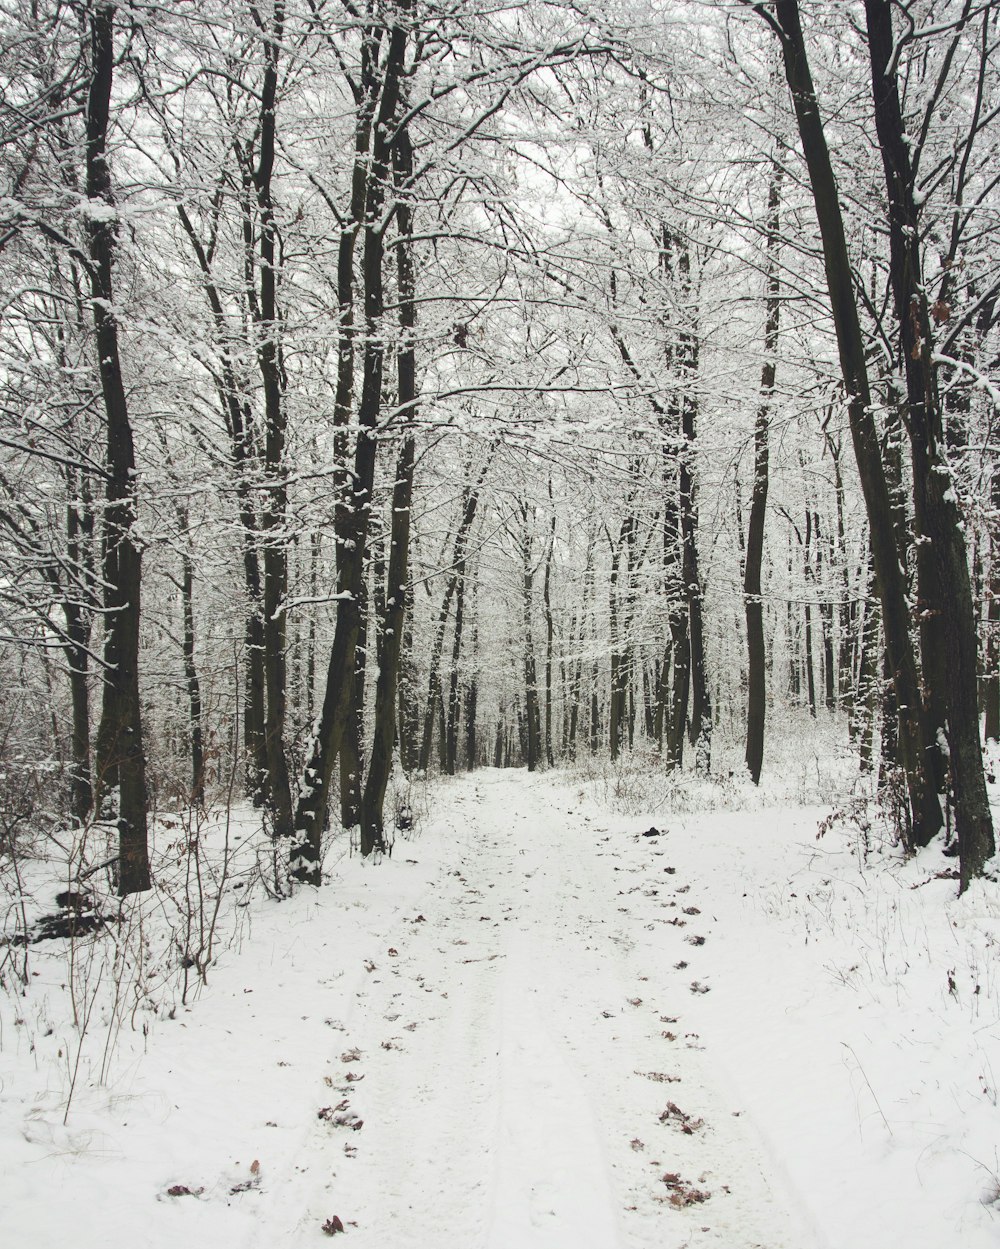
1 0 998 891
3 3 1000 1246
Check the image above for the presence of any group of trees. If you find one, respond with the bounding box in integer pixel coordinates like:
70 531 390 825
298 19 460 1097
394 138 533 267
0 0 997 893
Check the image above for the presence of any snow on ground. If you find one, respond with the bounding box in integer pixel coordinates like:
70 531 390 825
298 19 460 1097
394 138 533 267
3 762 1000 1248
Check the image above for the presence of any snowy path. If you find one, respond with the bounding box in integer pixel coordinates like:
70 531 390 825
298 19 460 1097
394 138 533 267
9 767 1000 1248
245 771 818 1249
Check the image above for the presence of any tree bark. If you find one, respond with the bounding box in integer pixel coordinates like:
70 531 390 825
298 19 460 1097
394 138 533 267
359 119 418 854
864 0 993 884
745 158 781 783
86 3 150 895
291 12 410 882
418 453 491 773
769 0 942 847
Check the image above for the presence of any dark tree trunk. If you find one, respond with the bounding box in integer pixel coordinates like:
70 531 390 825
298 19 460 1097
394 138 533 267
253 1 294 839
803 509 817 717
520 503 542 772
771 0 942 847
745 159 781 783
856 577 880 773
464 675 478 771
398 581 420 772
291 13 410 883
676 251 711 771
86 4 150 895
178 524 205 807
543 501 556 767
608 518 630 761
418 453 491 773
985 468 1000 741
64 602 93 826
63 479 94 825
339 614 365 831
444 575 466 775
864 0 994 886
360 401 415 849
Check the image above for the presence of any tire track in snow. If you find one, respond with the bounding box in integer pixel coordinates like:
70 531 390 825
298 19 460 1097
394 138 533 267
245 772 821 1248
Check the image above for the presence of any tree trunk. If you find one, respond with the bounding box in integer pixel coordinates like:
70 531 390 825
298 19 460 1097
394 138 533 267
803 509 817 717
543 501 556 766
291 13 410 883
521 503 542 772
86 3 150 895
771 0 942 847
253 0 294 840
178 523 205 807
864 0 994 885
745 158 781 783
418 453 491 773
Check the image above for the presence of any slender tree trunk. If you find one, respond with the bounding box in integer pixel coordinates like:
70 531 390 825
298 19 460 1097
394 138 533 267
252 1 294 839
609 520 629 761
521 503 542 772
444 556 468 776
86 4 150 895
339 606 365 830
398 581 419 772
745 158 781 782
418 453 491 773
359 406 415 852
543 501 556 767
63 479 94 825
803 509 817 716
856 564 880 773
178 519 205 807
985 467 1000 741
64 603 93 826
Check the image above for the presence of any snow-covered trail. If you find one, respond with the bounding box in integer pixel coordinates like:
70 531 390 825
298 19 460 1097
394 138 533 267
248 770 819 1249
8 766 1000 1249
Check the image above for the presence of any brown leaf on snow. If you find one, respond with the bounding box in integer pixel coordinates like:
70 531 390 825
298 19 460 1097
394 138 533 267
322 1215 346 1235
682 906 701 916
628 998 643 1007
630 1138 645 1151
165 1184 201 1198
660 1101 705 1133
661 1173 711 1206
340 1048 362 1063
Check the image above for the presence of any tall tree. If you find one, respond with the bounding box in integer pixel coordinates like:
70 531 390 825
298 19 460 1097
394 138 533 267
757 0 943 850
745 157 782 784
85 3 150 894
863 0 994 886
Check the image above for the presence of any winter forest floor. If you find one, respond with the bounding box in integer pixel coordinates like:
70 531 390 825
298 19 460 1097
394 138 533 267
4 756 1000 1248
